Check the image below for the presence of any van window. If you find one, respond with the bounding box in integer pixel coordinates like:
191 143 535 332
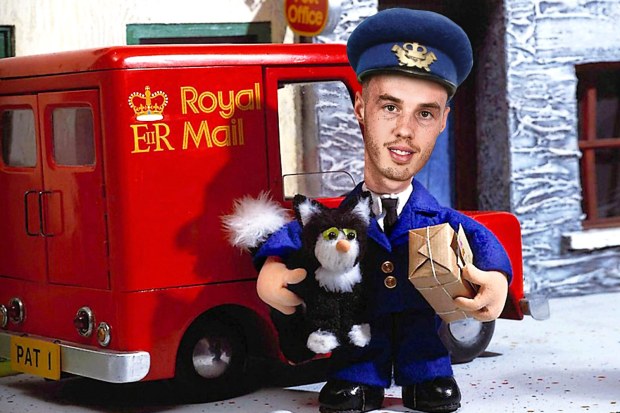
52 107 95 166
278 80 363 199
1 108 37 167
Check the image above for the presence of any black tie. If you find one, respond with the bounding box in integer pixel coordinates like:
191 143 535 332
381 197 398 235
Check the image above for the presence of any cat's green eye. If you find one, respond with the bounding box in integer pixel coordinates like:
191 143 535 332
343 228 357 240
322 227 339 241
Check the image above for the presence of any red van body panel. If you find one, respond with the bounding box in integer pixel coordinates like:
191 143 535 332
0 44 527 384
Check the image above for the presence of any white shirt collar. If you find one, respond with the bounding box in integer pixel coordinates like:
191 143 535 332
362 183 413 230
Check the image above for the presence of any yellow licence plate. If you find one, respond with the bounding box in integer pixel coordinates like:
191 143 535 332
10 336 61 380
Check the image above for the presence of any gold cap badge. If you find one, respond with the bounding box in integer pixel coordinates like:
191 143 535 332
391 42 437 72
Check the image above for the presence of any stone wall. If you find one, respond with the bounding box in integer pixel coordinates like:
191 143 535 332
500 0 620 295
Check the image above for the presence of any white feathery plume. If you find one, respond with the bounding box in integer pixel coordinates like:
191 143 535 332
221 192 291 251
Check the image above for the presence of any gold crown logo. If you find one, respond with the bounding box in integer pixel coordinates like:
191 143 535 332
128 86 168 121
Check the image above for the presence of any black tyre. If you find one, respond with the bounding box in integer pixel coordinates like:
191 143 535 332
174 316 250 401
439 319 495 364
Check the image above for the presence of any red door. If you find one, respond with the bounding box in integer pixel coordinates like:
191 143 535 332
38 91 109 289
0 95 47 282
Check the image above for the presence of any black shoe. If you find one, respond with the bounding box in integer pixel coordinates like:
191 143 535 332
318 379 384 413
402 376 461 413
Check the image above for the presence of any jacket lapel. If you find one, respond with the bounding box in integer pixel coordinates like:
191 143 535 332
345 183 393 251
368 219 392 252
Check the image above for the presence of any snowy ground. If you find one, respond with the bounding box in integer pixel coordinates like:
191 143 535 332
1 292 619 413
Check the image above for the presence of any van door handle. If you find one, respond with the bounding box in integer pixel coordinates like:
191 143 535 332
38 190 55 237
23 190 55 237
24 190 40 236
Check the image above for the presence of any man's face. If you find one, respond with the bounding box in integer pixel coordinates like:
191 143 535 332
354 73 450 194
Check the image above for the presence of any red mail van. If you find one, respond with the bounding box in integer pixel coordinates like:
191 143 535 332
0 44 546 400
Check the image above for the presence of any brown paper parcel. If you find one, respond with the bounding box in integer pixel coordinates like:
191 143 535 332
408 223 476 323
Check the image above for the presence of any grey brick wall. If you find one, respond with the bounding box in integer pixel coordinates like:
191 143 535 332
500 0 620 295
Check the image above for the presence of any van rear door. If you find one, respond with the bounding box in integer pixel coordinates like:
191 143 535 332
0 95 47 282
38 90 109 289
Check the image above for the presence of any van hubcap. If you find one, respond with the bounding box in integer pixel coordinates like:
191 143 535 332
448 318 483 344
192 336 232 379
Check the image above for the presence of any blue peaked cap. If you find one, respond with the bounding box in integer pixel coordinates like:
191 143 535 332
347 8 473 97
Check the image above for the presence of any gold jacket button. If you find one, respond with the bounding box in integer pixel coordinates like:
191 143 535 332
381 261 394 274
384 275 397 289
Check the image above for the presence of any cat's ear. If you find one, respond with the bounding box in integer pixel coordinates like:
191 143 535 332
350 192 371 226
293 194 325 227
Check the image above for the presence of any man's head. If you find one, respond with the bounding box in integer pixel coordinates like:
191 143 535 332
347 8 473 194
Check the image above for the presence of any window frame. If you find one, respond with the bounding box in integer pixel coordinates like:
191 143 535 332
0 26 15 58
577 63 620 228
126 22 271 45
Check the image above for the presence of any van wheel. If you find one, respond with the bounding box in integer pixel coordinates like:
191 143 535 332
439 319 495 364
174 317 249 401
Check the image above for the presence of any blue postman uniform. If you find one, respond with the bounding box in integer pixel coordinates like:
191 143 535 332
255 180 512 388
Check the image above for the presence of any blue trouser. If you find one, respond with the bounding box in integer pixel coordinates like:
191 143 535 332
329 309 453 388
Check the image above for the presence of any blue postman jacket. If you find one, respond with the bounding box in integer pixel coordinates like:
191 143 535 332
254 179 512 319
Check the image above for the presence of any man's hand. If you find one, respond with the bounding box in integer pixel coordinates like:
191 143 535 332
454 263 508 322
256 256 307 315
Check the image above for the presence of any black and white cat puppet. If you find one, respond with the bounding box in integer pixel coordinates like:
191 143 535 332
288 193 372 354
